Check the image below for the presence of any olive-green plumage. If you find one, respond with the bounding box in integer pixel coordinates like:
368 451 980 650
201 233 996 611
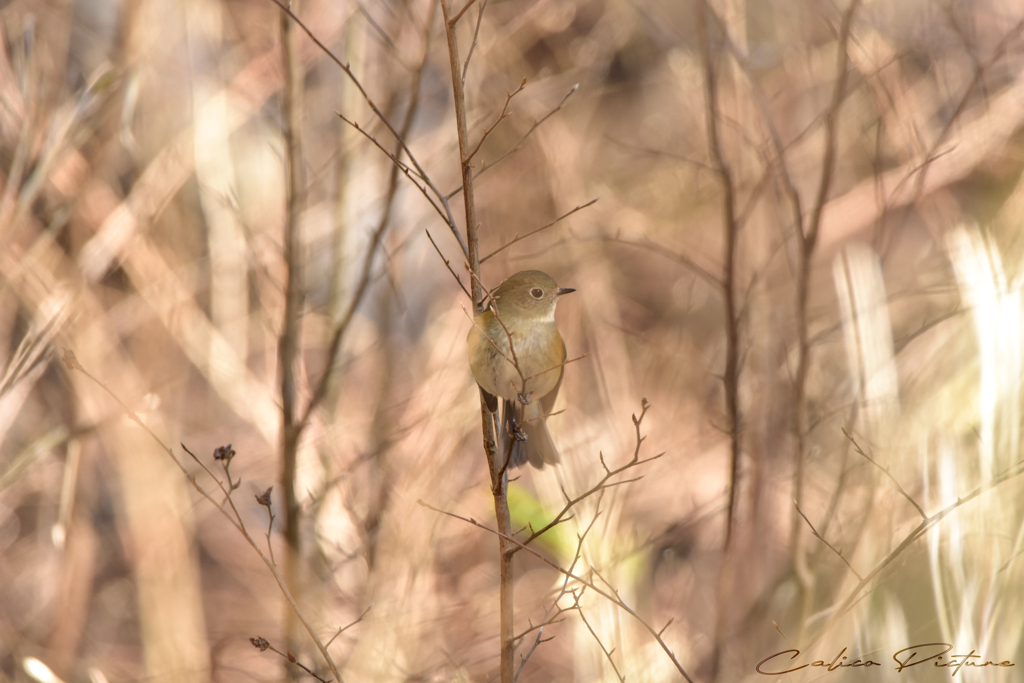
467 270 574 468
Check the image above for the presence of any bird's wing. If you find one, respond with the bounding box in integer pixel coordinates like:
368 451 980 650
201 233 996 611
540 332 566 417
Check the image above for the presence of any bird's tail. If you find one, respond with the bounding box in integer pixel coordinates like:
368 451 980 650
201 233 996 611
501 398 560 469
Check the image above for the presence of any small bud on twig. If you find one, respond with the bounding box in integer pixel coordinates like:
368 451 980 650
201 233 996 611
256 487 273 507
214 444 236 461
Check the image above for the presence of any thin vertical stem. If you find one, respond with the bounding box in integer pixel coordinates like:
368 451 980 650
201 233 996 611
441 0 482 313
440 2 513 682
792 0 860 563
697 0 742 548
278 0 306 663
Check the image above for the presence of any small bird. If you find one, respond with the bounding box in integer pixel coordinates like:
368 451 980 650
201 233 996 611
467 270 575 468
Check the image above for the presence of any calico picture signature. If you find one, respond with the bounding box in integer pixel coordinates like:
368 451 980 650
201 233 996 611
756 642 1015 676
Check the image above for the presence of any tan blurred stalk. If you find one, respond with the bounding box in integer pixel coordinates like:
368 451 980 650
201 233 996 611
187 0 250 376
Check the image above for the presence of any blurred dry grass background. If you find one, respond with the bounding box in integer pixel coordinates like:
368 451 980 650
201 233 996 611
3 0 1024 681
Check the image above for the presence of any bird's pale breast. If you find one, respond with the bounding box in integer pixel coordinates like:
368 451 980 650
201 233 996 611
468 311 564 403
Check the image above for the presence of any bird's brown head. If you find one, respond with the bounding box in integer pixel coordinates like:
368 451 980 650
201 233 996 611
489 270 574 320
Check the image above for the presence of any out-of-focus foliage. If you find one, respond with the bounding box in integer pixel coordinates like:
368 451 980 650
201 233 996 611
2 0 1024 681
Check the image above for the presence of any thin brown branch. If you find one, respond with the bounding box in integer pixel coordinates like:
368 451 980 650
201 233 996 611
791 0 860 574
594 234 723 292
256 486 278 566
842 429 926 519
61 350 345 683
300 9 437 430
438 3 513 681
603 134 718 173
697 0 742 546
267 0 467 257
704 3 805 241
182 444 250 538
520 399 662 548
425 228 472 300
446 83 579 201
793 501 863 580
325 604 373 647
465 78 526 164
418 495 696 683
441 0 484 308
249 636 331 683
821 455 1024 636
336 113 450 227
448 0 478 26
514 517 595 680
481 198 598 263
461 0 489 83
278 4 306 655
804 0 860 251
521 353 589 386
578 607 625 682
911 15 1024 200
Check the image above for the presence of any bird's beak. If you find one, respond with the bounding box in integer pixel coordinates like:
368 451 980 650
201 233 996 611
557 287 576 296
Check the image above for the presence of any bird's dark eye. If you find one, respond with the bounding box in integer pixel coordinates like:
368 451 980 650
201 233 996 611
530 288 544 299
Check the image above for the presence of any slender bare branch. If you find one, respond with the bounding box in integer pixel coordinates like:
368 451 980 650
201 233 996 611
465 78 526 164
325 604 373 647
61 350 346 683
820 456 1024 635
337 113 452 228
697 0 742 545
249 636 331 683
793 501 863 580
579 607 625 682
461 0 489 83
300 7 438 430
278 5 306 656
514 517 595 680
267 0 467 257
438 3 515 681
791 0 860 577
448 0 478 26
418 495 696 683
520 399 662 549
593 235 723 291
425 228 472 300
481 198 598 263
842 428 926 519
446 84 579 200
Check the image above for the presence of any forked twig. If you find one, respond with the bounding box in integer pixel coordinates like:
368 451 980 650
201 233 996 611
514 516 595 680
578 607 625 682
843 428 926 519
418 400 693 683
249 636 330 683
336 113 447 223
267 0 468 256
325 604 373 647
448 0 478 26
521 399 662 549
814 455 1024 644
301 8 438 430
418 495 695 683
461 0 489 82
446 84 579 200
481 198 598 263
465 78 527 164
793 501 862 580
62 349 347 683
